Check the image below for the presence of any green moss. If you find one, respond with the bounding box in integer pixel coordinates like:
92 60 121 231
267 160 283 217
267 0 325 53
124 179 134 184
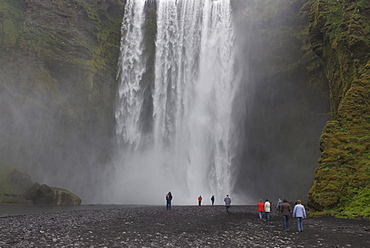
308 49 370 218
79 1 101 23
2 0 124 74
0 166 16 194
0 0 24 56
0 165 35 204
312 187 370 218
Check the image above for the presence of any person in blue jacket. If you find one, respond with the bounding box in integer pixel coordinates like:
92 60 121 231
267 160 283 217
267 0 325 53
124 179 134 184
292 199 307 232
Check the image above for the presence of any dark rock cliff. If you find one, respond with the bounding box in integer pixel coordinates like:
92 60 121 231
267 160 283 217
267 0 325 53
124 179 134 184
231 0 330 203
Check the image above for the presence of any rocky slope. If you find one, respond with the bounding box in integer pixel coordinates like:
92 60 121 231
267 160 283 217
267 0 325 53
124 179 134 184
307 0 370 218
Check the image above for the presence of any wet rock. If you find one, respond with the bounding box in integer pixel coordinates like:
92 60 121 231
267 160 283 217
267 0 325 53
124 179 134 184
0 165 37 204
33 184 81 206
0 166 81 206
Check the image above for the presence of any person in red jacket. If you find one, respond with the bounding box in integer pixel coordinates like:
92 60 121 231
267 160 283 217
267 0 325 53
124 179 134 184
198 195 202 206
258 199 264 219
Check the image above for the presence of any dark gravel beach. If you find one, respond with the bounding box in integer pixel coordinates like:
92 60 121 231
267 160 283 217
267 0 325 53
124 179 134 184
0 205 369 247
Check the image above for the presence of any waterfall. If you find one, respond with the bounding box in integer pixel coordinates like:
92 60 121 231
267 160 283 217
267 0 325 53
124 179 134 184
114 0 238 205
116 0 146 150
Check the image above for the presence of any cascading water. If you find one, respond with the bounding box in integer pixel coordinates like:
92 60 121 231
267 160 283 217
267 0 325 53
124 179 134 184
116 0 146 149
114 0 239 205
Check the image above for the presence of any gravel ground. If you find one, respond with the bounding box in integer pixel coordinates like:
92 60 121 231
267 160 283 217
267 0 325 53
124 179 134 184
0 205 369 247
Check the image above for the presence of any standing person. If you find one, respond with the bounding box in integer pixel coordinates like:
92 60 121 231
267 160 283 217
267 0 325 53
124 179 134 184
166 192 173 210
198 195 202 206
264 199 271 221
258 199 264 219
224 194 231 213
277 198 283 214
292 200 307 232
211 195 215 205
281 199 291 231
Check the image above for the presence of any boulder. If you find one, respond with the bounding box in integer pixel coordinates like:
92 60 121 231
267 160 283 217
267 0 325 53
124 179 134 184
0 166 37 204
33 184 81 206
0 165 82 206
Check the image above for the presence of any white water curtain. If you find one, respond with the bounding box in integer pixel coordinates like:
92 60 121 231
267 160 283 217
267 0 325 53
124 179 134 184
114 0 238 205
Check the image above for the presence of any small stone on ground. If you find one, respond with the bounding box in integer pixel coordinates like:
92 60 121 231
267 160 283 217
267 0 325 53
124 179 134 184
0 205 369 247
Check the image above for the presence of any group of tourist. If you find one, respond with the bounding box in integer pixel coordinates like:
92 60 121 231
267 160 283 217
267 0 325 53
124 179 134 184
197 194 219 207
257 198 307 232
258 199 271 220
166 192 228 211
165 192 306 232
276 198 307 232
166 192 230 213
198 194 232 213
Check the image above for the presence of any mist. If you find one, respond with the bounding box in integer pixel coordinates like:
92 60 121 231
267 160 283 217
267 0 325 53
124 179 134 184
230 0 330 203
108 0 329 205
0 58 114 204
0 0 329 205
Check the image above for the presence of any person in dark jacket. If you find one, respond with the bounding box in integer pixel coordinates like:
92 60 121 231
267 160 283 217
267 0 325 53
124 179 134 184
224 194 231 213
211 195 215 205
277 198 283 213
281 199 291 231
166 192 173 210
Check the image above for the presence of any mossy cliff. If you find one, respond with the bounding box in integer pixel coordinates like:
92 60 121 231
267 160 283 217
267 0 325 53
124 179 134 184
0 0 125 200
307 0 370 218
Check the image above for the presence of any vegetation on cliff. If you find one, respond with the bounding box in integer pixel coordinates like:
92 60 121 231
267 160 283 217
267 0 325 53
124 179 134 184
0 0 125 201
307 0 370 218
0 165 35 204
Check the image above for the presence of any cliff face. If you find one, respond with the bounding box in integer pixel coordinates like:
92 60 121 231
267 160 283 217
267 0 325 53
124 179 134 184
1 0 331 204
0 0 124 200
307 0 370 217
1 0 368 213
232 0 330 202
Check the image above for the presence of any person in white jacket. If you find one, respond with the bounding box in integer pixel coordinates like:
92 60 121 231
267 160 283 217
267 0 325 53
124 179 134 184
264 199 271 221
292 200 307 232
